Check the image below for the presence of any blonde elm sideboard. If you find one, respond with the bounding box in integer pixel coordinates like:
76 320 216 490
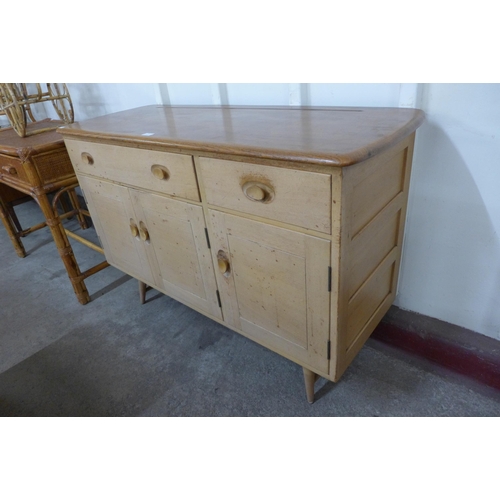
58 105 424 403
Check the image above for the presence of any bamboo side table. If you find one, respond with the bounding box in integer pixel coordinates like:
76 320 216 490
0 119 109 304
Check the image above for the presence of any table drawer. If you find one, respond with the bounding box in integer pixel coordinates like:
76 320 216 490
0 154 30 185
64 139 200 202
198 157 331 233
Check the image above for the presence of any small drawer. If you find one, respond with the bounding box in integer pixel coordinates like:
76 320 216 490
64 139 200 202
198 157 331 234
0 154 29 185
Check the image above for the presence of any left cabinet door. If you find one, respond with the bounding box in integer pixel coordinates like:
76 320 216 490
79 175 222 320
78 175 156 285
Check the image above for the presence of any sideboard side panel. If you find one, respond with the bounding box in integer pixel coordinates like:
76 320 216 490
335 134 416 379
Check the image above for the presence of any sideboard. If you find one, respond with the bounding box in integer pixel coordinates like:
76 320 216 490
58 105 424 403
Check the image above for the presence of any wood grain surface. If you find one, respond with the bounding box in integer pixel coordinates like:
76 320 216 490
58 105 424 167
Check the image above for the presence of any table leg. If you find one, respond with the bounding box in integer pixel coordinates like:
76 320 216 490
6 203 23 233
35 191 90 305
67 188 88 230
0 196 26 257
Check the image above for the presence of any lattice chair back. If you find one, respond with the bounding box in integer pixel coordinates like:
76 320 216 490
0 83 74 137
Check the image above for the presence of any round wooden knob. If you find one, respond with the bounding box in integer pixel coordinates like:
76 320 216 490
139 228 150 242
2 166 17 175
130 223 139 238
151 165 169 180
218 258 229 274
81 152 94 165
242 181 274 203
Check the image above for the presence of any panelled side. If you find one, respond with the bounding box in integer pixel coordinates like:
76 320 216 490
329 168 343 379
334 134 416 379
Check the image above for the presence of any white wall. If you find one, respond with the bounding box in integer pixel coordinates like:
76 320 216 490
395 84 500 340
43 84 160 121
0 84 159 126
25 82 500 340
57 83 404 114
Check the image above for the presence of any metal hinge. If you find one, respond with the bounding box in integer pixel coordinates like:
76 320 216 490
328 266 332 292
327 340 331 360
216 290 222 308
204 228 211 248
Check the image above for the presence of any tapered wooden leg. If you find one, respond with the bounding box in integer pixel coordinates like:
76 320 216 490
139 280 147 304
303 367 318 404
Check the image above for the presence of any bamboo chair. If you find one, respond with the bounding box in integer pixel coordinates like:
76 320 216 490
0 83 74 137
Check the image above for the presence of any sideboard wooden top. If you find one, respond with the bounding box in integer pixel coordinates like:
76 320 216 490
58 105 424 167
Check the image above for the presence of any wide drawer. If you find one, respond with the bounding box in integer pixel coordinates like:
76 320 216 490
64 139 200 202
198 157 331 233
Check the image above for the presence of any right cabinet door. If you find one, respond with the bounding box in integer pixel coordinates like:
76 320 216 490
209 210 331 373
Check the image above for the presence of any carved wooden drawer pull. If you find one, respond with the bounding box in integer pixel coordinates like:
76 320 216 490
151 164 170 180
130 220 139 238
217 250 230 275
131 219 150 242
242 181 274 203
81 152 94 165
139 221 150 242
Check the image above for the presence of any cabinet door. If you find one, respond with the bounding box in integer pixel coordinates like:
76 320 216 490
209 211 331 372
131 190 222 319
78 176 155 284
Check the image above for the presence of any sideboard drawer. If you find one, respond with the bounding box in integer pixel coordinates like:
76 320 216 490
64 139 200 202
198 157 331 233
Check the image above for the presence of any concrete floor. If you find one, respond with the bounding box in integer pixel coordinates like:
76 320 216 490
1 199 499 417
